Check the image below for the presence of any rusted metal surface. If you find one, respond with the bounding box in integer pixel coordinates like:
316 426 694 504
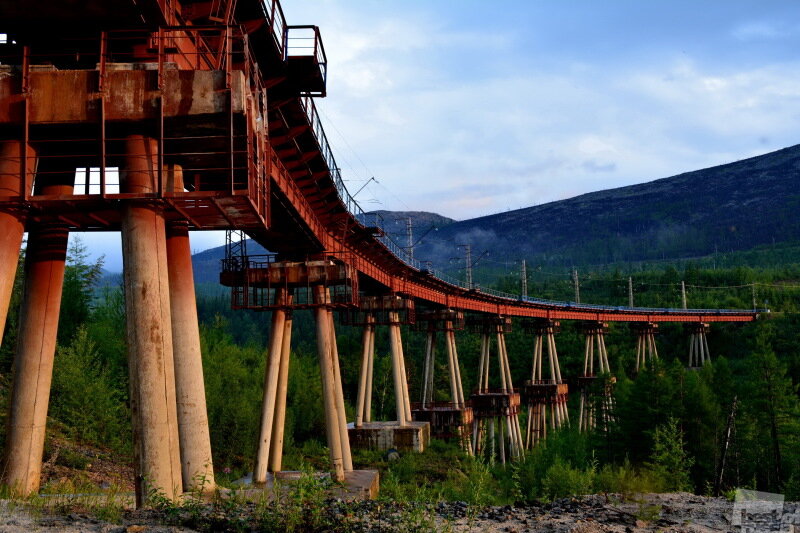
0 69 245 123
411 402 473 441
0 0 760 324
414 309 466 331
521 381 569 406
469 390 521 417
465 315 512 334
219 255 359 309
340 294 415 326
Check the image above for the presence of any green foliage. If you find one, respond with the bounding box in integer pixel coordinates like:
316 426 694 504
646 418 694 492
594 460 661 496
200 317 265 469
541 457 596 500
50 328 129 452
58 237 104 345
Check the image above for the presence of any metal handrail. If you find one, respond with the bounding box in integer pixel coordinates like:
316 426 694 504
260 0 287 55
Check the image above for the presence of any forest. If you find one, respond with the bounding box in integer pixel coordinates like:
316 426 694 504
0 237 799 505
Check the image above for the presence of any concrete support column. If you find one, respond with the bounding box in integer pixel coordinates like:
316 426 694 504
313 286 345 482
0 141 36 350
388 316 407 426
253 290 287 484
268 307 293 472
327 307 353 471
355 317 374 427
2 222 68 495
121 135 181 505
166 165 215 492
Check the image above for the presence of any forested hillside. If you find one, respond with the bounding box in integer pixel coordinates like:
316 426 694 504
413 144 800 267
2 237 800 503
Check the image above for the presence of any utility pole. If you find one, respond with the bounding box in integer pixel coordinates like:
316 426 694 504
752 283 757 310
464 244 473 290
681 281 687 309
521 259 528 299
405 217 414 261
572 268 580 303
628 276 634 307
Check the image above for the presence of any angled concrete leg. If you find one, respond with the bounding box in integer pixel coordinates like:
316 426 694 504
167 223 214 492
269 308 293 472
253 296 287 484
313 286 344 481
2 224 68 495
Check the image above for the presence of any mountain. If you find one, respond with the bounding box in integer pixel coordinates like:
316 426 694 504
188 144 800 281
414 144 800 267
188 211 454 283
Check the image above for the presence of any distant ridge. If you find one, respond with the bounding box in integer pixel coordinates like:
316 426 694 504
414 144 800 267
189 144 800 280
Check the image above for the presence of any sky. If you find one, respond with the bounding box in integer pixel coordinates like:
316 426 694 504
79 0 800 270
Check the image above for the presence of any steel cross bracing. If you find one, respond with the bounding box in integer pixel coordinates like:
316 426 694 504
0 0 762 324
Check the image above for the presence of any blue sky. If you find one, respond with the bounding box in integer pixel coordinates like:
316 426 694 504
82 1 800 270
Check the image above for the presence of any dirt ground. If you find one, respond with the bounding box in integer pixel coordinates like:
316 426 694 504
0 492 797 532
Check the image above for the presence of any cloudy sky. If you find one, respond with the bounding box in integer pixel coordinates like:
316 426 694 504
85 0 800 270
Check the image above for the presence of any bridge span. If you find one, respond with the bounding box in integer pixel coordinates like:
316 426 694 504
0 0 759 505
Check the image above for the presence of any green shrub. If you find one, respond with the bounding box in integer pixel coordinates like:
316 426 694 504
593 459 660 496
646 417 694 492
541 457 595 500
50 328 129 452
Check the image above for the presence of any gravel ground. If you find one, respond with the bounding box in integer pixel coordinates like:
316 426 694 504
0 492 797 532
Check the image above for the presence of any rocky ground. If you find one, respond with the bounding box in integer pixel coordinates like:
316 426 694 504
0 492 797 532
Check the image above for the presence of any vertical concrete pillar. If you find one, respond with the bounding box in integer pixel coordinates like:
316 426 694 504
2 221 68 495
121 135 181 505
166 165 215 493
268 308 293 472
0 141 36 350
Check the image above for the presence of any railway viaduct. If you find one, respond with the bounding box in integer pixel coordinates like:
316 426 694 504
0 0 759 505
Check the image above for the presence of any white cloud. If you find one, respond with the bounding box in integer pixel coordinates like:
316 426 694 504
732 21 792 41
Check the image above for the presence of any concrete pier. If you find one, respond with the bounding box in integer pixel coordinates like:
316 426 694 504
121 135 182 505
2 223 68 494
253 294 287 484
313 286 346 482
166 165 215 493
268 308 293 472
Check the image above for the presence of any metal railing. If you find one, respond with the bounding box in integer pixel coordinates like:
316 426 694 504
257 0 287 55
